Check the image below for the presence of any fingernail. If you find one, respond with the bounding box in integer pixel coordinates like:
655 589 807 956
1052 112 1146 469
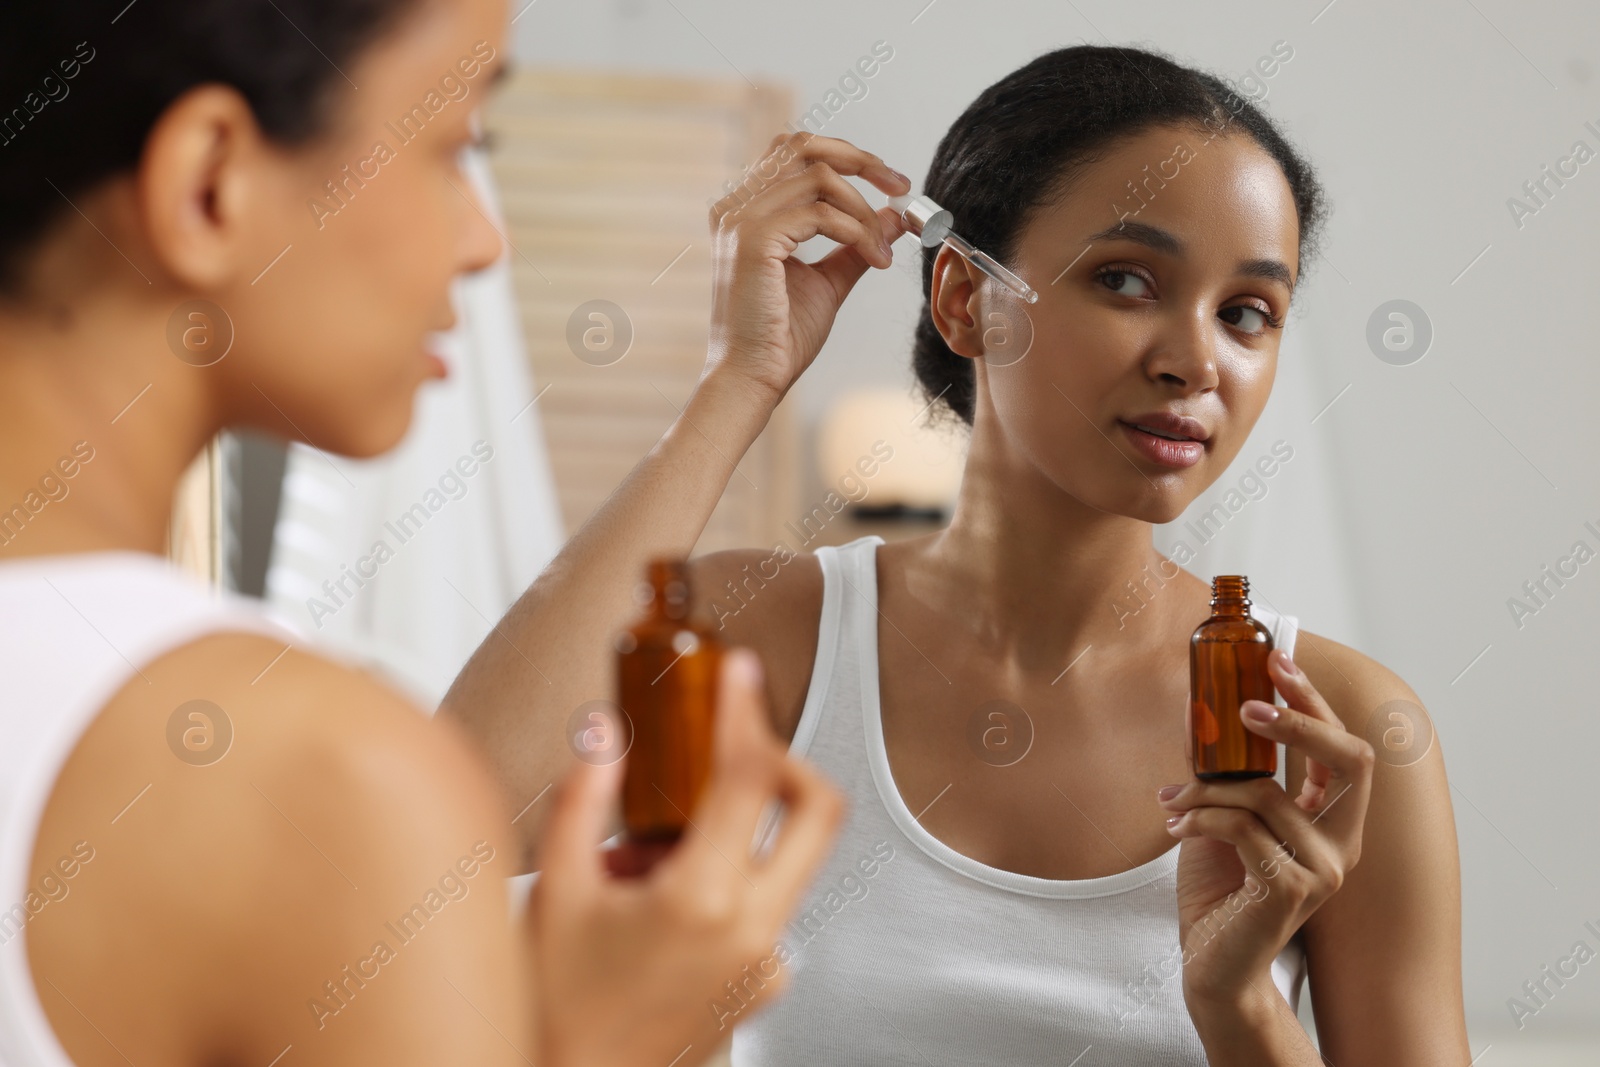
729 648 763 688
1165 814 1184 829
1156 784 1182 801
1242 701 1279 724
889 167 912 185
1277 650 1299 676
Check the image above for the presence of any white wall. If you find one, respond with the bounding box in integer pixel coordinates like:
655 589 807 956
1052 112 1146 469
513 0 1600 1051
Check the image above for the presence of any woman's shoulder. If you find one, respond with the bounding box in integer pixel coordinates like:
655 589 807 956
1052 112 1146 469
107 629 497 790
1290 627 1426 739
1284 626 1446 819
37 627 513 886
27 630 514 1056
686 546 826 744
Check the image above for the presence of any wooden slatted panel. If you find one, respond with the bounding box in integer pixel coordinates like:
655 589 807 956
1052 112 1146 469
484 68 800 553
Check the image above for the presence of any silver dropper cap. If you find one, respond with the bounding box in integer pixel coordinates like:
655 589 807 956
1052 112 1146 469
888 193 953 248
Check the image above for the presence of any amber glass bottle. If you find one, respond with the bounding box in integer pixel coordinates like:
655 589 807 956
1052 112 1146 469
1189 575 1277 780
617 557 724 843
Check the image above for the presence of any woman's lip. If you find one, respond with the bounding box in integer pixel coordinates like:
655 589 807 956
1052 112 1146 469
1118 420 1204 469
422 350 450 380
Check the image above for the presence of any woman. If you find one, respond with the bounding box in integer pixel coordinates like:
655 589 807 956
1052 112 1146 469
446 46 1470 1063
0 0 907 1064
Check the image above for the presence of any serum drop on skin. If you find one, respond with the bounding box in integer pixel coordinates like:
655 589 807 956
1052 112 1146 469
616 558 724 843
1188 575 1278 780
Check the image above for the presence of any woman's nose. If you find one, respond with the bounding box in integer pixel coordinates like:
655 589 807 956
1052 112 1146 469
1144 310 1220 392
456 174 506 275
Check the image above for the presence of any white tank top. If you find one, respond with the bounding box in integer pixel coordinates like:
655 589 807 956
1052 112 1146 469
0 552 294 1067
732 535 1307 1065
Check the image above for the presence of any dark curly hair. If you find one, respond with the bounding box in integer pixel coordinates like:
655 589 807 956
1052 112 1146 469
0 0 420 294
912 44 1327 428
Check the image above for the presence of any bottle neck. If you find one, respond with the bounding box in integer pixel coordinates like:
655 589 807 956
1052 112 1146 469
1209 575 1251 617
645 558 690 621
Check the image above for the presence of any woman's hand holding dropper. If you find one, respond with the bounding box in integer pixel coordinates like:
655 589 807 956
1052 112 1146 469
705 131 911 405
443 133 903 1064
440 134 911 873
514 136 903 1063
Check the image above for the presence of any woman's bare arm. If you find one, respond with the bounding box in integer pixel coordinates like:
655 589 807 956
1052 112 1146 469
437 371 778 870
1292 630 1470 1063
438 133 910 869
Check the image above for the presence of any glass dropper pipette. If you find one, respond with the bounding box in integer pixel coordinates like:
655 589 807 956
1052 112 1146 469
888 193 1039 304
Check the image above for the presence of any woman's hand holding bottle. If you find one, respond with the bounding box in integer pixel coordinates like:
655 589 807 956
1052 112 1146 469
1157 649 1377 1022
704 132 911 406
525 648 845 1067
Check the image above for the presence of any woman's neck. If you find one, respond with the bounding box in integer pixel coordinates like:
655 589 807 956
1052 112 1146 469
0 297 218 559
912 414 1191 668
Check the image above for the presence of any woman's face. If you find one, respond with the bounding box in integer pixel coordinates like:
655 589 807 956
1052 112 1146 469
957 124 1300 525
214 0 508 456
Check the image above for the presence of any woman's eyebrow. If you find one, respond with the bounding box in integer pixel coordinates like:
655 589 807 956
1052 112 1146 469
1080 220 1293 288
1084 219 1182 253
1237 257 1294 289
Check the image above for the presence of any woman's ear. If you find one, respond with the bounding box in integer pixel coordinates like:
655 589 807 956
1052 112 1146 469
928 243 985 360
137 83 272 290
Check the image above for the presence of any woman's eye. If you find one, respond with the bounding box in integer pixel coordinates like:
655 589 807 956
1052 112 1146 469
1219 305 1268 333
1099 270 1150 297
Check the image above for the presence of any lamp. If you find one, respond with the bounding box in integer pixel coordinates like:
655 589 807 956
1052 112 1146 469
816 387 965 522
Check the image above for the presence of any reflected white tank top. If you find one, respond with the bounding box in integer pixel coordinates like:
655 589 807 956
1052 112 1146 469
733 535 1307 1065
0 552 293 1067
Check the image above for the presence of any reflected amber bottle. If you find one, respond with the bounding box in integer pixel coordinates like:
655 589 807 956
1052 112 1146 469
1189 575 1277 780
617 558 723 843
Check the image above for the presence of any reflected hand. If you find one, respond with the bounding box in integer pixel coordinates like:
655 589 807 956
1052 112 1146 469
526 649 845 1067
1157 648 1376 1010
705 132 911 404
